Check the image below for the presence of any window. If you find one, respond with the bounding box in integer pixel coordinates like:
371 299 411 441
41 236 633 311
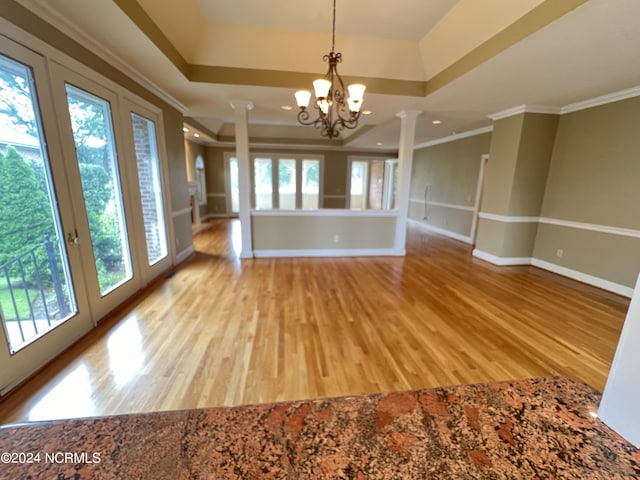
302 159 320 209
130 112 168 266
349 157 398 210
278 158 296 209
249 154 322 210
195 155 206 206
65 84 133 296
0 53 77 353
254 157 273 210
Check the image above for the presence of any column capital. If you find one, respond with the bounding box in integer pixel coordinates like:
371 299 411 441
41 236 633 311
396 110 422 120
230 100 254 111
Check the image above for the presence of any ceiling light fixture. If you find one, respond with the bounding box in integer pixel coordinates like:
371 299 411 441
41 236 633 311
294 0 365 139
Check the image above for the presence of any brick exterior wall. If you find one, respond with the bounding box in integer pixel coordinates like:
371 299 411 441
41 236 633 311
132 115 165 264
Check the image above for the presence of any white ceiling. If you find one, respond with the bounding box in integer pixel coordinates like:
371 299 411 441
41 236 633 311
17 0 640 151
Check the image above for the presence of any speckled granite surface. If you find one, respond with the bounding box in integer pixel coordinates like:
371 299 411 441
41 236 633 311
0 376 638 479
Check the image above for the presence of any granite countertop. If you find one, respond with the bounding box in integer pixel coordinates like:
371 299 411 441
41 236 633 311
0 376 638 479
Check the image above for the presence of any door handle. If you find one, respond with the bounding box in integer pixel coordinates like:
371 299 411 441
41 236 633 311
67 229 79 245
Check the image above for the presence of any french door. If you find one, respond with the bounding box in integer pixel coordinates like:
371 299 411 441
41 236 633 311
50 65 140 321
0 39 92 394
0 39 171 394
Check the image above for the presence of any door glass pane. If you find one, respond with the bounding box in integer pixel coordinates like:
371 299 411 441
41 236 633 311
230 157 239 213
254 157 272 209
384 160 399 210
0 54 77 353
131 113 168 266
278 158 296 209
302 159 319 209
65 84 132 296
368 160 385 210
350 160 368 209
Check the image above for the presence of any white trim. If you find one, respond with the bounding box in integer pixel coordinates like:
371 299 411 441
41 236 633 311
539 217 640 239
478 213 640 239
488 105 561 121
409 198 475 212
251 209 398 218
561 86 640 114
16 0 186 113
470 249 634 297
253 248 403 258
414 126 493 150
478 212 539 223
472 249 532 266
174 245 195 264
323 194 347 199
531 259 634 298
470 154 489 245
408 219 472 244
486 87 640 122
207 192 226 198
172 207 192 218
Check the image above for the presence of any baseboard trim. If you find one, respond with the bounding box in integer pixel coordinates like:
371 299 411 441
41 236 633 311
471 249 633 297
408 219 472 244
175 245 195 264
531 259 633 298
253 248 403 258
472 249 532 266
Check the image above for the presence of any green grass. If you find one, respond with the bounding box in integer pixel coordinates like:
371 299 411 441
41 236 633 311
0 284 38 322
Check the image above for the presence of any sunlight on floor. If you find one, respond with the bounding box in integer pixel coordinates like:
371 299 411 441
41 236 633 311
107 316 145 388
28 364 95 422
231 219 242 258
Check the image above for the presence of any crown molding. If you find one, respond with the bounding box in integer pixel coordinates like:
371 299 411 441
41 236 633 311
16 0 187 113
488 104 561 121
560 85 640 114
487 85 640 122
414 125 493 150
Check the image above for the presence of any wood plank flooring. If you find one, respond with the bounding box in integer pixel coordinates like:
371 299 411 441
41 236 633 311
0 219 629 425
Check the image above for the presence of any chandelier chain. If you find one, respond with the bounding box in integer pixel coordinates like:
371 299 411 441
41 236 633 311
331 0 336 53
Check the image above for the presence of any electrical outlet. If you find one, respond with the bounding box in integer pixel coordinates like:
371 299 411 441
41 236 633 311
333 234 340 243
556 248 563 257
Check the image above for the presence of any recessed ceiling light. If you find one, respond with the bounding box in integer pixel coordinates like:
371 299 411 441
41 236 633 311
193 133 200 138
183 127 189 132
432 119 442 125
281 105 293 111
376 142 383 146
362 110 373 115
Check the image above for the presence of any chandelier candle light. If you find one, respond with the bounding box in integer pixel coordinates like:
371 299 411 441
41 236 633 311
294 0 366 139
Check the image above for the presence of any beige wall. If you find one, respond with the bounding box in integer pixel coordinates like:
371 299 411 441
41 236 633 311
409 132 491 239
474 97 640 292
508 113 558 216
540 98 640 228
481 115 523 216
534 97 640 288
476 113 556 259
252 214 397 251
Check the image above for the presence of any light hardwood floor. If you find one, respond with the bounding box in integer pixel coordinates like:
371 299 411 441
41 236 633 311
0 219 629 424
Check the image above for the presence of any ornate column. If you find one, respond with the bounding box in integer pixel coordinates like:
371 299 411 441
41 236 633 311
230 100 254 258
394 110 422 254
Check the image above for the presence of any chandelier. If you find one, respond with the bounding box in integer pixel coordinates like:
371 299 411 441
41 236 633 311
294 0 366 139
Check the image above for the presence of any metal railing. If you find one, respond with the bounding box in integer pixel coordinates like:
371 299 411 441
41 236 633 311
0 237 71 350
